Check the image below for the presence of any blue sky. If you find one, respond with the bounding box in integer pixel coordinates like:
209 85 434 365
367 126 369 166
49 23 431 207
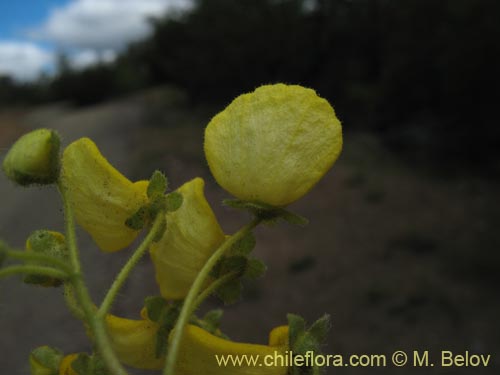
0 0 191 80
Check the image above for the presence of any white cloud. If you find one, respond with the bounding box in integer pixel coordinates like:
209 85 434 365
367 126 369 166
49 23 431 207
32 0 192 51
0 41 53 80
71 49 117 69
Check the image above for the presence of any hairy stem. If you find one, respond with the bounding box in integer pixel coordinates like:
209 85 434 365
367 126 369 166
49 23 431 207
59 183 130 375
98 213 165 318
163 218 261 375
0 265 68 280
7 249 73 274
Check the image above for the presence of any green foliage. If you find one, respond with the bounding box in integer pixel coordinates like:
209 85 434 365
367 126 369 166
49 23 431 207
29 346 63 375
71 354 110 375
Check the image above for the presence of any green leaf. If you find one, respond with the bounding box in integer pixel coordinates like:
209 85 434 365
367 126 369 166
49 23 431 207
308 314 331 343
244 258 267 279
216 279 242 305
287 313 306 348
125 206 149 230
279 210 309 226
144 296 168 322
203 309 224 329
71 353 92 375
30 346 63 372
230 232 256 255
165 192 183 212
147 170 168 199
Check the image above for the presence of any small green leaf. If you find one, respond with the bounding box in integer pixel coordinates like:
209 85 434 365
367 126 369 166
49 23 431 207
308 314 331 343
216 279 242 305
71 353 92 375
29 346 63 374
144 296 168 322
147 170 168 199
279 209 309 226
125 206 149 230
244 258 267 279
203 309 224 328
230 232 256 255
219 255 247 276
165 192 183 212
287 313 306 348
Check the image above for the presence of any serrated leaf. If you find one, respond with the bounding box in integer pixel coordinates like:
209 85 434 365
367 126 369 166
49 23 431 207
287 313 306 348
308 314 331 343
230 232 256 255
216 279 242 305
144 296 168 322
125 206 148 230
244 258 267 279
165 192 183 212
147 170 168 199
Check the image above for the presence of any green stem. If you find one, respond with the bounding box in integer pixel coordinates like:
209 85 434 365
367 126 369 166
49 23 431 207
59 183 130 375
64 283 86 321
192 271 238 312
163 218 261 375
98 213 165 318
7 249 72 274
0 265 68 280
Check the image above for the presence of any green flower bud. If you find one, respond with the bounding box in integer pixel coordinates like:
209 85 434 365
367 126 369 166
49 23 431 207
2 128 61 186
29 346 63 375
23 230 68 287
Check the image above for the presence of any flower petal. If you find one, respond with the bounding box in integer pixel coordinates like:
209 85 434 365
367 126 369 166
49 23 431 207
150 177 225 299
105 314 163 370
204 84 342 206
61 138 148 252
174 324 289 375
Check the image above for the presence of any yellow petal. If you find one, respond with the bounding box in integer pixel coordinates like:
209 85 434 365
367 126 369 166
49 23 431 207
204 84 342 206
61 138 148 252
150 177 225 299
105 314 163 370
174 324 289 375
58 354 78 375
105 312 288 374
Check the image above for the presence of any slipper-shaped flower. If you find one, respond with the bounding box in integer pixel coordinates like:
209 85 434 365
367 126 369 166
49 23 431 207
61 138 148 252
204 84 342 206
104 312 288 373
150 177 225 299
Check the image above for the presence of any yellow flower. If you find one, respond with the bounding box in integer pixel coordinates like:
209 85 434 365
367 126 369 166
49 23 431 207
174 324 289 375
105 314 163 370
150 177 225 300
105 313 289 374
61 138 148 252
204 84 342 206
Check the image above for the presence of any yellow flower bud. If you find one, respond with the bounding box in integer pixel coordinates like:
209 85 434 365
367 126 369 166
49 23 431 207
2 128 60 186
150 177 225 299
58 354 78 375
61 138 148 252
204 84 342 206
105 313 288 373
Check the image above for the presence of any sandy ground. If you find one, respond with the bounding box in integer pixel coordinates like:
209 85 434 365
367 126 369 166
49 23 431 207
1 91 499 374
